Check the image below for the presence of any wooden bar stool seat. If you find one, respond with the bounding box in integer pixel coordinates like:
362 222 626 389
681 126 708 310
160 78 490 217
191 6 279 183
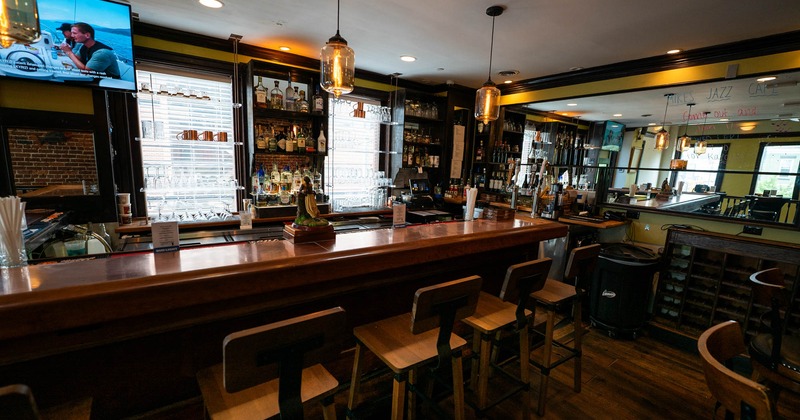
529 244 601 416
347 276 482 420
197 307 346 420
462 257 552 419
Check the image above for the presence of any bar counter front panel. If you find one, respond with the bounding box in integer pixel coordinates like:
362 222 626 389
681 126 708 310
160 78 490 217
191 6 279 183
0 217 566 416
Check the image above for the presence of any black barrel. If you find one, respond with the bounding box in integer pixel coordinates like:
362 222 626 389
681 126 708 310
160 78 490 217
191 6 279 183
590 243 660 338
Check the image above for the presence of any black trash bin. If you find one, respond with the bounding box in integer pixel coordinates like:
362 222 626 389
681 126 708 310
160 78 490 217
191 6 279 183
590 243 660 339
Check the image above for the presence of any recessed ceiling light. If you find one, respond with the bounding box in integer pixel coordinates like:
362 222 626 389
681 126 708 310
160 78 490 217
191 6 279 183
648 123 657 126
569 66 584 71
566 103 577 107
199 0 223 8
756 76 776 83
719 118 729 121
400 56 416 62
613 113 622 117
279 46 291 51
503 80 513 84
667 49 681 54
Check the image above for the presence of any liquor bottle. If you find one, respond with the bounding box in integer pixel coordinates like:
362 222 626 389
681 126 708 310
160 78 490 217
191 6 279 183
285 131 295 153
255 76 267 109
305 128 316 153
312 86 324 114
270 81 283 110
297 89 309 113
317 125 327 154
296 130 306 153
284 76 295 111
271 163 281 189
292 166 302 192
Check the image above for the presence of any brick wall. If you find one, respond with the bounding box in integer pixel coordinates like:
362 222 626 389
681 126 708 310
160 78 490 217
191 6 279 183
8 128 99 188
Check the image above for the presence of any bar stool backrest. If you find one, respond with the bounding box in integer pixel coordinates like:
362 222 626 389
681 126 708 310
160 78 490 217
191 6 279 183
564 244 601 291
0 384 39 420
223 307 346 394
749 268 787 366
411 275 482 335
698 320 773 420
500 258 552 327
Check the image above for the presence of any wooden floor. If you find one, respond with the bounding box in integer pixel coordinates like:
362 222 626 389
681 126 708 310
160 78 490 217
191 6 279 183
133 324 800 419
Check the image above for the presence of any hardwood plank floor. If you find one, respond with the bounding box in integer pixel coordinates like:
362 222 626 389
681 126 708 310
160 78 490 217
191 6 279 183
133 324 800 419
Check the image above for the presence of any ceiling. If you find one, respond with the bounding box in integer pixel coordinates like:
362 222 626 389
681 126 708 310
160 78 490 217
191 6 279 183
126 0 800 127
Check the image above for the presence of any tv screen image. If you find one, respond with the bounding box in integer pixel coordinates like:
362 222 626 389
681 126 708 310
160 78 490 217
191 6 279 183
601 121 625 152
0 0 135 91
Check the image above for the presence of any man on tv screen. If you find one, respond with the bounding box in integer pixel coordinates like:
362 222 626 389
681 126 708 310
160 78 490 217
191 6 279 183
60 22 120 79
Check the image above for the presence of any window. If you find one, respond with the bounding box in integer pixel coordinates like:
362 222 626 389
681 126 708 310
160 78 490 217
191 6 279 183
136 66 237 222
324 97 389 212
753 143 800 198
676 145 727 192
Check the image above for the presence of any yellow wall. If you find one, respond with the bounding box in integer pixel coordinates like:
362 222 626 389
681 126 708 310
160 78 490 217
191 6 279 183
0 78 94 113
615 210 800 248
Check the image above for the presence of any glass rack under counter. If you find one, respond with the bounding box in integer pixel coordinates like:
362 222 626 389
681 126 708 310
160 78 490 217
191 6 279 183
651 227 800 342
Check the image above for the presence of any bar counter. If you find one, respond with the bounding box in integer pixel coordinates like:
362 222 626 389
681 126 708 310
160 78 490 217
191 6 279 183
0 216 566 416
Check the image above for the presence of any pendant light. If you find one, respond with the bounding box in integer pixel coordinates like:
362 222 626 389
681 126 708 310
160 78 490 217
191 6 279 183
695 112 710 155
320 0 355 98
0 0 40 48
475 5 504 124
654 93 674 150
677 103 695 153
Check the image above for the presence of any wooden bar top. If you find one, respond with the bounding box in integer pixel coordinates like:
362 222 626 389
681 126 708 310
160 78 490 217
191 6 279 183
0 217 566 345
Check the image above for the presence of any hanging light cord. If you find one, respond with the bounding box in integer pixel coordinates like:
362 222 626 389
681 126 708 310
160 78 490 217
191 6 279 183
683 104 694 136
661 96 670 127
336 0 341 35
487 15 496 81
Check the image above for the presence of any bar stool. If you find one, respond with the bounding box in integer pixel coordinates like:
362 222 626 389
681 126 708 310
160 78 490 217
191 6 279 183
196 307 345 420
0 384 92 419
529 243 601 416
462 257 552 419
347 275 482 420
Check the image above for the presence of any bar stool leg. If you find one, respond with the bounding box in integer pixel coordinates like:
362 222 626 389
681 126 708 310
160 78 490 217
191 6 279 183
477 333 492 409
391 373 407 420
452 353 466 420
408 368 417 420
322 395 336 420
469 333 481 395
573 298 583 392
537 308 555 417
519 325 531 420
347 342 365 413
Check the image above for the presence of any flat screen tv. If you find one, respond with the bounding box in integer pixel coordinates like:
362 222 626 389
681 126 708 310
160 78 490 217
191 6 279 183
0 0 135 91
601 120 625 152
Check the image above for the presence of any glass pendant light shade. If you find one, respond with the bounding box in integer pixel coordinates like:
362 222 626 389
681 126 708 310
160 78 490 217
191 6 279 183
0 0 40 48
475 80 500 124
677 103 694 152
320 0 354 98
654 129 669 150
654 93 674 150
695 111 710 155
320 33 354 98
475 6 504 124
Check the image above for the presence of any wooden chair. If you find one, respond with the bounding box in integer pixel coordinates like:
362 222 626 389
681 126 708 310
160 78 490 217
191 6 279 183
698 320 774 420
749 268 800 392
347 275 482 420
197 307 345 420
0 384 92 420
529 243 601 416
462 258 552 420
